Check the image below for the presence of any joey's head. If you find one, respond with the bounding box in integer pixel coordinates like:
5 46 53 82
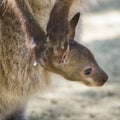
44 12 108 86
45 40 108 86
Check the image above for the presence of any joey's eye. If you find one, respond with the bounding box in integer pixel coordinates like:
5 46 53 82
84 68 92 75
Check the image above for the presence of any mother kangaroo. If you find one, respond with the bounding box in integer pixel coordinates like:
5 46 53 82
0 0 108 120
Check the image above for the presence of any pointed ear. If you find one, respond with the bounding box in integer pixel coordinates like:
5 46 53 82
69 12 80 40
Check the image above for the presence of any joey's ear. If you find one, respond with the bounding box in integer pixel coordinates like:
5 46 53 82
69 12 80 40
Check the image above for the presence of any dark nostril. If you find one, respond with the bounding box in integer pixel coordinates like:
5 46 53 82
103 74 108 82
84 68 92 75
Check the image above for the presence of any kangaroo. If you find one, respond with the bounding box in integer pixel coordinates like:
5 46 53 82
0 0 108 120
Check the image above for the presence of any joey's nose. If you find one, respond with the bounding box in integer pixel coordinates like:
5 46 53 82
103 72 108 83
96 71 108 86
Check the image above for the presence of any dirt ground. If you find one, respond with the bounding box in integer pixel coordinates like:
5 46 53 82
27 0 120 120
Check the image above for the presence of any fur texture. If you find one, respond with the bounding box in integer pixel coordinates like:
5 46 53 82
0 0 97 119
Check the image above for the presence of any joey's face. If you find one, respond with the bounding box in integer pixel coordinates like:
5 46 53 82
46 41 108 87
44 12 108 86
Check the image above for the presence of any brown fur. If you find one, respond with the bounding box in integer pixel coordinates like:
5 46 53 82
0 0 107 120
0 0 97 61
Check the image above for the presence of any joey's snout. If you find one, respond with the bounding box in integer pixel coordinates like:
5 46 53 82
83 66 108 87
93 69 108 86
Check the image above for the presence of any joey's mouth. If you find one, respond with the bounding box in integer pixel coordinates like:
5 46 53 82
72 77 108 87
83 79 107 87
63 75 107 87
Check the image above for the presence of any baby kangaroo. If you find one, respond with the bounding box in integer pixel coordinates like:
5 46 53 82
45 13 108 86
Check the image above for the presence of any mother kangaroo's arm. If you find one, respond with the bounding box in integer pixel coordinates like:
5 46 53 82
47 0 73 51
0 0 46 66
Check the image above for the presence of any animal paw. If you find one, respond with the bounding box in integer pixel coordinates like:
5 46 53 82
46 17 69 53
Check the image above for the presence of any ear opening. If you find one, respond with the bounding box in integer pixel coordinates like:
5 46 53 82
69 12 80 40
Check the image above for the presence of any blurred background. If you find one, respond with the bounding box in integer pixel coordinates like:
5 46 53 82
28 0 120 120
